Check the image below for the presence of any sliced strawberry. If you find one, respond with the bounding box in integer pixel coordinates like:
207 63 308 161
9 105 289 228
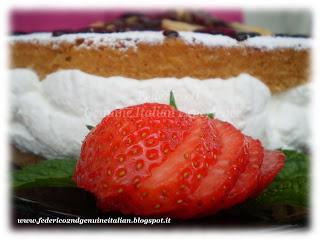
221 136 264 209
253 150 286 196
123 117 221 216
170 119 247 219
74 104 195 214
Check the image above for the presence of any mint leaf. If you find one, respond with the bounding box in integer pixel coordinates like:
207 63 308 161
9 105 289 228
205 113 215 119
86 125 94 130
169 91 178 109
250 150 309 208
253 176 308 207
277 149 309 179
13 159 77 189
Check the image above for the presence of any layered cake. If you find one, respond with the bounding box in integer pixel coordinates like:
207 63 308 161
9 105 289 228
9 10 311 160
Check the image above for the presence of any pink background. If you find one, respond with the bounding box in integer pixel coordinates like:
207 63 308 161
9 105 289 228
10 9 243 33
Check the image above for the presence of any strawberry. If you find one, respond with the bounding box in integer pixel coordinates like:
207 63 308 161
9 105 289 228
74 100 286 219
221 136 264 209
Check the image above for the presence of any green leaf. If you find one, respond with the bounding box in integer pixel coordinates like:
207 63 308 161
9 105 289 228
169 91 178 109
253 176 308 207
86 125 94 130
277 149 309 179
12 159 77 189
249 150 309 208
205 113 215 119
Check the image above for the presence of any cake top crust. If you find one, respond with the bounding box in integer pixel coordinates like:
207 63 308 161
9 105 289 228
9 31 311 51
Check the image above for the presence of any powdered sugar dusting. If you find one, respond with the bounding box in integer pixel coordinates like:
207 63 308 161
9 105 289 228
10 31 310 51
10 32 165 51
179 32 237 47
244 36 311 50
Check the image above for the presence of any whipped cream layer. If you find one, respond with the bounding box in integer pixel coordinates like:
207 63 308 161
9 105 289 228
265 84 310 150
10 69 310 159
10 31 311 51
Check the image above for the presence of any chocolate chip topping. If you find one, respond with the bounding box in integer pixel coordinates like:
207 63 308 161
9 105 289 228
163 30 179 38
235 32 261 41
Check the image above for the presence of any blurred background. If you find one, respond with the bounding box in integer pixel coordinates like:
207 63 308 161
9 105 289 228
10 8 312 35
244 9 311 35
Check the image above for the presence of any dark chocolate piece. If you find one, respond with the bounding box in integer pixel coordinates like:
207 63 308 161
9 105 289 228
235 32 261 41
163 30 179 38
